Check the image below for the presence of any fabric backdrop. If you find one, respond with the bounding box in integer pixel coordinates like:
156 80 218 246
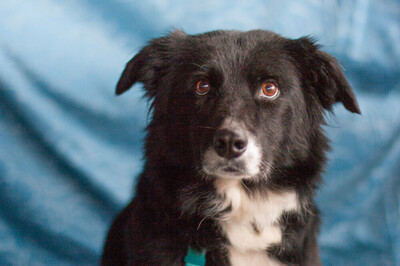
0 0 399 265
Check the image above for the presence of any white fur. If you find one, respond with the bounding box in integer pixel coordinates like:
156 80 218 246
229 248 285 266
239 137 262 177
214 179 300 265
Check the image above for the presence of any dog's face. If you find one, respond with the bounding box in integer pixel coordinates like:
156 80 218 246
116 30 360 182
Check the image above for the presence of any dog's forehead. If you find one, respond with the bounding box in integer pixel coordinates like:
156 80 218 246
194 30 283 45
185 31 290 71
177 31 295 86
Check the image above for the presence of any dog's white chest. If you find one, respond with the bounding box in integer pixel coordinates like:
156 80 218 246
215 180 299 265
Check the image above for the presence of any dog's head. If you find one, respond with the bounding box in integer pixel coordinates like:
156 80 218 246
116 30 360 184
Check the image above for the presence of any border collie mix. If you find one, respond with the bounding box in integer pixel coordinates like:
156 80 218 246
102 30 360 266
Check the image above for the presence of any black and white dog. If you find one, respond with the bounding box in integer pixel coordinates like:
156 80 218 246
102 30 360 266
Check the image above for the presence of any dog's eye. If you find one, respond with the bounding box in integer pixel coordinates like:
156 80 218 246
261 82 279 99
195 80 210 96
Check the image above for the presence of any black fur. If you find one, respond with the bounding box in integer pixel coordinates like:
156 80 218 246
102 29 360 266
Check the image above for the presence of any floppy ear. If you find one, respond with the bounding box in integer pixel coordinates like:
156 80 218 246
288 37 361 114
115 45 154 96
116 30 186 96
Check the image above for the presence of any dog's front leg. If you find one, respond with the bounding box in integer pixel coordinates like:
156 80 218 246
124 213 190 266
102 202 189 266
125 235 189 266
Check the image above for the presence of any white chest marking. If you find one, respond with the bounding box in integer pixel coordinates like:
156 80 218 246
214 179 300 265
229 248 285 266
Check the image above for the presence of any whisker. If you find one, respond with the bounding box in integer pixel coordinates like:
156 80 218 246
261 160 285 176
197 216 208 230
198 126 216 130
191 63 208 71
241 180 251 193
196 167 211 181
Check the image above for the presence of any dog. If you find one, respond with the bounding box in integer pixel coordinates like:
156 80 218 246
101 29 360 266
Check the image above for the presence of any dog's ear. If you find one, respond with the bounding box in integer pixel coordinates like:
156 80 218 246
287 37 361 114
116 30 186 96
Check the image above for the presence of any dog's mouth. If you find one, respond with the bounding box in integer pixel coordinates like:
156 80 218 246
222 166 241 173
201 149 261 179
220 165 246 176
204 162 249 179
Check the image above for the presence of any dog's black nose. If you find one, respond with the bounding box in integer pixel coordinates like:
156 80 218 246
213 128 248 159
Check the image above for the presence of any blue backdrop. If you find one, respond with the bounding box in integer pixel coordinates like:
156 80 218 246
0 1 399 265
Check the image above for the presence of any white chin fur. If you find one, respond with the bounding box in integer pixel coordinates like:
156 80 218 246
202 136 262 179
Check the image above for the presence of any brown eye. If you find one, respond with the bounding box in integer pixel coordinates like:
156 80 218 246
261 82 279 99
195 80 210 96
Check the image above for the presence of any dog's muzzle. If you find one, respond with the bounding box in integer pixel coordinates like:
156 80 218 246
202 122 261 179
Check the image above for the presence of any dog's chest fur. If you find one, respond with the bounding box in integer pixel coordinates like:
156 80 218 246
214 179 300 265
